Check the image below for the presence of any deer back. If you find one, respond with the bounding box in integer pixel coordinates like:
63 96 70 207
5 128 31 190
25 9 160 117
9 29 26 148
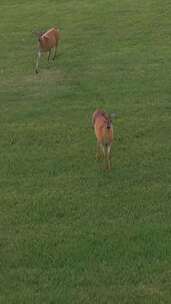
93 110 113 144
39 28 60 51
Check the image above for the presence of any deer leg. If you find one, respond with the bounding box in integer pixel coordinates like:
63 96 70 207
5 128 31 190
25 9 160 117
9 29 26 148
53 46 57 60
35 50 41 74
102 145 108 170
96 141 102 160
48 49 51 61
107 145 112 170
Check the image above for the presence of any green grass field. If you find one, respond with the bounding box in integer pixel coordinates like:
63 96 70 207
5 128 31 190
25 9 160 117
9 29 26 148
0 0 171 303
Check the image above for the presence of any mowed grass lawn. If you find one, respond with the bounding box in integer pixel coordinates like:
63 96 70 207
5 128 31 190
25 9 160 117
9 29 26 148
0 0 171 303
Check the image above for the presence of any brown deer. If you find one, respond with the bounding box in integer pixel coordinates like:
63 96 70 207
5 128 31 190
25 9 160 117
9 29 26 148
92 109 114 170
35 27 60 73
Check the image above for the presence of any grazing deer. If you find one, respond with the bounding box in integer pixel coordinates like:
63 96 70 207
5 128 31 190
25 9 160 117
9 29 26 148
34 27 60 73
92 109 114 170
